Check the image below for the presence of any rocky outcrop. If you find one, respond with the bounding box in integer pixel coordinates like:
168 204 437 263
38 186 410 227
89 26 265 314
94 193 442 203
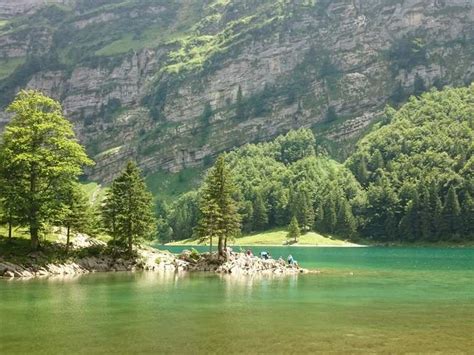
0 243 308 279
0 247 181 279
180 250 307 275
0 0 72 19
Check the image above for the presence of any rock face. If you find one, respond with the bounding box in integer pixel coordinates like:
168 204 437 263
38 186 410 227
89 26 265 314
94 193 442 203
0 0 472 181
0 247 179 278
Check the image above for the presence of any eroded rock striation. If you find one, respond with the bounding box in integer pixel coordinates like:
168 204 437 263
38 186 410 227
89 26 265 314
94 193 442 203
0 0 472 180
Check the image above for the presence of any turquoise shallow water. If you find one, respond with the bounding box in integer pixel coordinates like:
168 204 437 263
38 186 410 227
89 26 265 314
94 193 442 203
1 247 473 354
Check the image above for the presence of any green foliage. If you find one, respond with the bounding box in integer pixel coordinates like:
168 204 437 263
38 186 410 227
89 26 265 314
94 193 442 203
348 85 474 242
286 216 300 243
335 199 356 238
196 155 241 256
189 247 200 261
0 90 93 250
252 192 269 231
275 128 316 165
168 129 362 241
167 191 200 241
389 36 428 73
102 161 157 254
56 183 94 253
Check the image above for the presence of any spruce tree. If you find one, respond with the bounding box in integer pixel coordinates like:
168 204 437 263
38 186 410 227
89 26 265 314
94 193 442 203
57 183 92 254
252 192 268 231
335 200 356 238
419 186 432 241
384 211 398 241
432 194 443 241
442 186 461 238
315 201 324 232
102 162 157 255
322 196 337 233
0 165 20 240
287 216 300 243
371 150 385 171
196 155 241 257
462 192 474 237
399 192 420 242
356 155 370 186
0 90 92 250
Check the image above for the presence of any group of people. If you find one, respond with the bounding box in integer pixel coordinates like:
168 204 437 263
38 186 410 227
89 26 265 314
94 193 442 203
245 249 298 266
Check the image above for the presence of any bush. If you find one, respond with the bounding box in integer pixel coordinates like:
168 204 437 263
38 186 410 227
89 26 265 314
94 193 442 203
77 245 105 258
190 248 200 261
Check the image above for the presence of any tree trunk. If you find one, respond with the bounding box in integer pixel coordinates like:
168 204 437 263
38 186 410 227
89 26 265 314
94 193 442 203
209 234 212 253
8 220 12 240
30 225 40 251
66 226 71 254
29 164 39 251
218 235 224 258
128 234 133 255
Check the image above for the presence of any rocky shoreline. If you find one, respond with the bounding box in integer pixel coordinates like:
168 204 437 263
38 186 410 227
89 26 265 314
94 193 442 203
0 238 308 279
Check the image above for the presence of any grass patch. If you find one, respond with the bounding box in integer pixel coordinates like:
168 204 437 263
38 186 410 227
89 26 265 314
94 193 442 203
0 57 26 80
167 229 358 246
146 167 204 202
81 182 107 207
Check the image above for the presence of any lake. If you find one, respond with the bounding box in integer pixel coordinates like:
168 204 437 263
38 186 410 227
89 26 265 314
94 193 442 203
1 247 473 353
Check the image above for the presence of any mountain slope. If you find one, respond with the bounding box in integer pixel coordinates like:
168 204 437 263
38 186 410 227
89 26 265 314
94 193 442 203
0 0 473 181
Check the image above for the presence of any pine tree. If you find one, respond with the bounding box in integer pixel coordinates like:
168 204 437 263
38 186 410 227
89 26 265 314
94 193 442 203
300 192 315 233
0 164 20 240
462 192 474 237
356 155 370 186
399 192 420 242
442 186 461 238
314 201 324 231
335 200 357 238
419 186 432 241
384 211 398 241
196 155 241 257
252 192 268 231
322 195 337 233
57 183 92 254
429 181 443 241
286 216 300 243
291 187 315 232
371 150 385 171
102 162 157 255
0 90 93 250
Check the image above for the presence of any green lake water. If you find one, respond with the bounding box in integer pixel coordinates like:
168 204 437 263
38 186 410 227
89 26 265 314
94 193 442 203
1 247 473 354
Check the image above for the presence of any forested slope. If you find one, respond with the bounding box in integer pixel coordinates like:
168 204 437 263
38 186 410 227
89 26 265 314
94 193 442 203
160 86 474 243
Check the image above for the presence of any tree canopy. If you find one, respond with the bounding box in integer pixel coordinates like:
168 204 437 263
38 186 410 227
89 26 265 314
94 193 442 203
0 90 93 249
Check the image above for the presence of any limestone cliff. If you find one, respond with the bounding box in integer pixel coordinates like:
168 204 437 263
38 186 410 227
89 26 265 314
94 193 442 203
0 0 472 181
